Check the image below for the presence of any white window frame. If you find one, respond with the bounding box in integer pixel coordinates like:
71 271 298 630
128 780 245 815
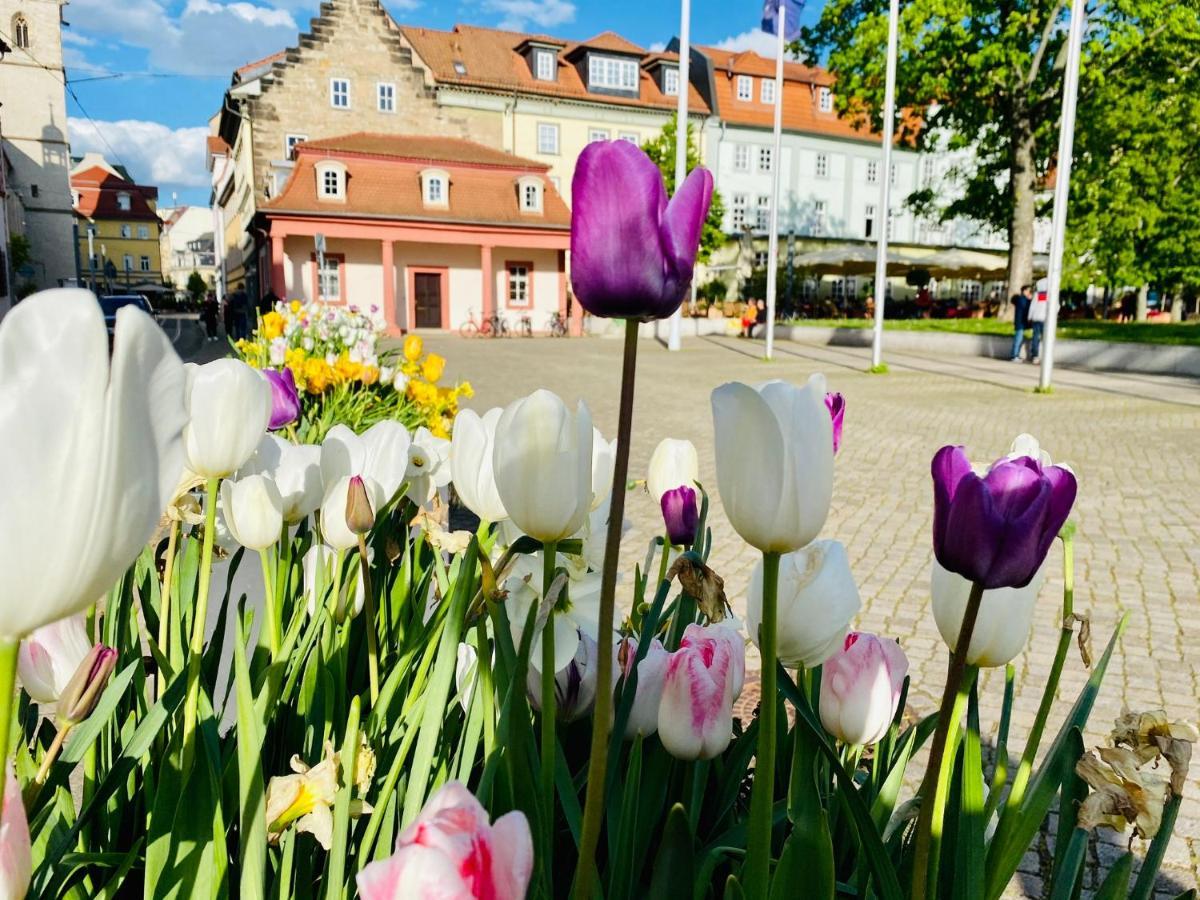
663 66 680 96
534 49 556 81
123 254 133 272
139 255 151 272
733 143 750 172
315 161 347 201
588 55 639 91
138 225 150 240
120 224 132 238
507 263 531 307
866 159 879 184
286 133 308 158
760 78 776 104
618 131 639 144
117 192 131 212
537 122 559 155
813 200 827 235
757 146 773 173
421 168 450 207
736 75 753 101
864 203 876 239
755 195 771 231
588 128 610 143
317 255 340 301
818 86 833 112
330 78 351 109
517 176 543 214
816 152 829 178
377 82 395 113
731 193 748 229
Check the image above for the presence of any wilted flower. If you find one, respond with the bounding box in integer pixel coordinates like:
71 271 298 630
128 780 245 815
930 560 1046 667
1076 748 1169 839
658 623 746 760
1111 710 1199 795
263 367 301 430
667 553 729 623
18 614 93 706
819 633 908 747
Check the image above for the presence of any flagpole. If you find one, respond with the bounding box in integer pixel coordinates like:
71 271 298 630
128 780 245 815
667 0 692 352
763 2 785 361
870 0 900 370
1038 0 1085 391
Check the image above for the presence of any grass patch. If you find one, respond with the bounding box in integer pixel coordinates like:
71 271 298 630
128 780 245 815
780 317 1200 347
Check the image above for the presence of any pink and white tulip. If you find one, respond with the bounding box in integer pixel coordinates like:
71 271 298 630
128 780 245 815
356 781 532 900
658 624 746 760
18 613 93 706
617 636 670 739
819 633 909 747
0 763 31 900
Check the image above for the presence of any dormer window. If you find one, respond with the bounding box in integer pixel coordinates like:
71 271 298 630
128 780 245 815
588 55 638 92
663 66 680 96
453 60 467 76
116 192 132 211
516 176 543 214
534 49 556 81
761 79 776 104
736 75 753 101
315 161 347 201
420 168 450 207
819 86 833 112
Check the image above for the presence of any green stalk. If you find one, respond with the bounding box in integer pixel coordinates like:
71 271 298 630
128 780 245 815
575 319 640 900
155 519 180 702
477 619 496 758
540 541 558 894
0 639 18 810
911 581 985 900
182 476 220 768
927 666 978 893
744 550 781 897
259 548 280 658
358 535 379 706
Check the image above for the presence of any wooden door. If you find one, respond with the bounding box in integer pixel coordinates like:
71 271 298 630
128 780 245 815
414 272 442 328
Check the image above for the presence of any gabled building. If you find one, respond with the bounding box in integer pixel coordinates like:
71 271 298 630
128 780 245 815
158 205 218 292
261 133 571 333
70 154 163 292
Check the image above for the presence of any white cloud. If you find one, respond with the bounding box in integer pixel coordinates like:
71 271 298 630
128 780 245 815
68 118 211 189
647 40 666 52
67 0 299 76
712 28 803 59
483 0 575 31
61 31 96 47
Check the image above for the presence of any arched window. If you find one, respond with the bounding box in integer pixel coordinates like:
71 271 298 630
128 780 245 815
314 161 347 201
419 168 450 208
13 15 30 49
516 176 543 215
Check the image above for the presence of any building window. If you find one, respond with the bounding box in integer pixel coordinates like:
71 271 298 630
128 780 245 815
755 195 771 231
139 255 151 272
315 254 342 301
118 224 131 238
846 276 857 297
454 60 468 76
518 178 543 213
731 193 748 229
425 175 445 205
813 200 827 235
588 55 638 91
887 209 896 239
864 204 876 239
137 225 150 240
534 49 556 81
761 78 776 104
736 75 753 101
377 82 396 112
323 169 340 196
117 192 131 211
733 144 750 172
330 78 350 109
816 152 829 178
922 157 936 183
757 146 773 173
506 262 532 308
618 131 639 144
664 66 680 96
537 122 559 155
316 162 346 200
123 254 134 272
890 162 897 185
286 133 308 158
866 160 879 184
13 15 30 49
588 128 610 143
754 250 769 268
818 86 833 112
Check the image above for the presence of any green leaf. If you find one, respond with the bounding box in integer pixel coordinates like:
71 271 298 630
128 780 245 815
608 737 643 900
780 718 834 900
648 804 695 900
1047 729 1087 898
952 682 986 900
234 607 268 900
60 660 139 764
1047 828 1089 900
723 874 745 900
325 695 361 900
1094 852 1133 900
1130 792 1185 900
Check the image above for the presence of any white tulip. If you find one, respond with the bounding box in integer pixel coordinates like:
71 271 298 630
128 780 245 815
617 636 670 739
321 421 411 505
302 544 367 620
711 375 833 554
321 475 386 551
646 438 699 504
591 429 617 510
931 560 1046 667
0 289 187 639
505 552 601 675
219 474 284 550
183 359 273 478
493 390 593 543
406 427 452 506
17 614 93 705
450 408 508 523
747 540 861 669
456 642 479 713
240 435 323 524
527 627 600 722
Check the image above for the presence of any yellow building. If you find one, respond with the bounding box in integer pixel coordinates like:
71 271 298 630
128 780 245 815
71 153 164 293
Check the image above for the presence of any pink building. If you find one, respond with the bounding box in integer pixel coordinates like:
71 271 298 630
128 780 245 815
262 133 574 333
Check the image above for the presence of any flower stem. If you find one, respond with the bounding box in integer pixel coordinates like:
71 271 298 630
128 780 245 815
155 519 180 702
358 535 379 706
0 639 18 809
540 540 558 895
911 580 986 899
744 550 781 897
575 318 640 900
34 725 71 785
182 477 220 769
259 548 280 659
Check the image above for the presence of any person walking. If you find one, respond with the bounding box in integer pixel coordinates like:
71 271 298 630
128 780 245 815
1027 279 1048 363
201 291 219 341
1009 284 1032 361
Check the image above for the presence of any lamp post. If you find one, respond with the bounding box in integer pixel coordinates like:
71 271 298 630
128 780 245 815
869 0 900 370
667 0 692 352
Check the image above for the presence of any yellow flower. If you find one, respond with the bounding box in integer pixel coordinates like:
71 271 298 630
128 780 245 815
290 300 302 314
304 358 333 393
266 743 340 849
334 356 362 384
421 353 446 383
403 334 423 362
359 365 380 386
262 310 285 340
456 381 475 400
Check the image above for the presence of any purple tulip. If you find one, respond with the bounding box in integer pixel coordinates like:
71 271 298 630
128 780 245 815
931 445 1076 590
570 140 714 321
263 367 300 430
660 485 699 547
824 392 845 454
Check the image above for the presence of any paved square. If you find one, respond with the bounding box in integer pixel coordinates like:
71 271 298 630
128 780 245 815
424 332 1200 895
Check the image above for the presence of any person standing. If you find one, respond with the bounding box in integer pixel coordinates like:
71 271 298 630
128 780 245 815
1027 279 1048 363
1009 284 1032 361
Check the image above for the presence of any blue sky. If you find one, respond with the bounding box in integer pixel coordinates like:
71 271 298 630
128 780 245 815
61 0 821 206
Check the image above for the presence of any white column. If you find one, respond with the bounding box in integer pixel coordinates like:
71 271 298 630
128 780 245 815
667 0 692 352
870 0 900 370
763 4 786 361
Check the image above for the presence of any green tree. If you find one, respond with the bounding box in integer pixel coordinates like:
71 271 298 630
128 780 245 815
641 115 726 264
186 270 208 303
8 234 32 273
801 1 1200 303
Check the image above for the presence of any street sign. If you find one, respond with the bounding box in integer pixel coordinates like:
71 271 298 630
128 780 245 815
314 233 326 254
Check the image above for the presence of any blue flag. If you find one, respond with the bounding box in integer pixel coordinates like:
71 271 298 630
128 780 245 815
761 0 804 40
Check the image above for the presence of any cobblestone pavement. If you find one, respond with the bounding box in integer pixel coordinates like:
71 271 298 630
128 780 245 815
423 332 1200 897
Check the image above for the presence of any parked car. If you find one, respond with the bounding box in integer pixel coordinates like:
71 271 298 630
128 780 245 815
98 294 155 333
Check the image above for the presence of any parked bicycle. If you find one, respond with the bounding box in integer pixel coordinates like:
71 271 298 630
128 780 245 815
459 309 510 338
547 310 569 337
517 315 533 337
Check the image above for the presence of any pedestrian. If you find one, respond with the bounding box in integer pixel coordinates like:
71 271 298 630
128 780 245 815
231 285 250 340
1009 284 1032 361
1027 279 1048 363
222 289 236 337
202 291 219 341
740 299 757 338
755 298 767 335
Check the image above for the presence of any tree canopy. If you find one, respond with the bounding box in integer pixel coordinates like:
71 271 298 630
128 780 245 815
641 115 727 264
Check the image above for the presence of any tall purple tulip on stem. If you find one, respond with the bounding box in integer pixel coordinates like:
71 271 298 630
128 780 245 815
571 139 712 900
912 444 1076 898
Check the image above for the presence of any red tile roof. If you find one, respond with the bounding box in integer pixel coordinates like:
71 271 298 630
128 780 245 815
71 166 160 221
207 135 231 156
401 24 710 114
264 133 569 229
236 50 286 79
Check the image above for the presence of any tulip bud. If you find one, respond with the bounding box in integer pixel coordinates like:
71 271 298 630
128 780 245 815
527 628 599 723
57 644 118 726
819 633 908 747
646 437 699 504
824 391 845 455
930 560 1046 667
658 623 745 760
617 636 670 739
0 763 31 900
18 614 93 706
660 485 699 547
321 475 385 551
345 475 376 534
220 473 284 550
